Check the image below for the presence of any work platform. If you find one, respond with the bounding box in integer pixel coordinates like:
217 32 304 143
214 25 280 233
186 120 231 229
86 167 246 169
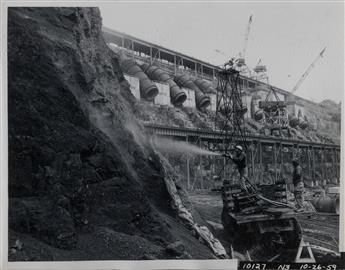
145 123 341 188
144 123 340 149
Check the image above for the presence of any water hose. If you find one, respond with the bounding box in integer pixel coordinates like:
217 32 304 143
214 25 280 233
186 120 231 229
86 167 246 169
243 178 297 210
257 194 296 210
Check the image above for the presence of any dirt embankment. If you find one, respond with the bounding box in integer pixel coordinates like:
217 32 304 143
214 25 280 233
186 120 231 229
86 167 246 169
8 7 217 261
134 102 337 144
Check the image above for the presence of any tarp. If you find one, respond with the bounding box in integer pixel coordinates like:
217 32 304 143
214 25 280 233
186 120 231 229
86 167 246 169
158 153 229 259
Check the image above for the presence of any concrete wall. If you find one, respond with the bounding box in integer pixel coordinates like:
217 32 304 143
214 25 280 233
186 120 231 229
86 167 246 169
207 93 251 116
154 81 171 106
124 74 140 100
209 93 217 112
266 91 285 101
251 97 261 119
294 104 306 119
287 102 315 124
182 88 196 108
242 94 252 118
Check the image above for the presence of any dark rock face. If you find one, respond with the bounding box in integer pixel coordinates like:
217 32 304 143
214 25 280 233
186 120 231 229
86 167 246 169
166 241 185 256
8 7 214 260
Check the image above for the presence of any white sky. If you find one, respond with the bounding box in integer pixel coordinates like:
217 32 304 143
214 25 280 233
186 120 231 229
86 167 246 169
99 2 344 103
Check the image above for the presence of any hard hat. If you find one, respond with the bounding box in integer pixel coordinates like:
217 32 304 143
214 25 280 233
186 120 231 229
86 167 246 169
235 145 243 151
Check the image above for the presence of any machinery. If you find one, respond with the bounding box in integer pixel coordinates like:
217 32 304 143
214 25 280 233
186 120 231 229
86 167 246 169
215 64 302 260
237 15 253 68
215 16 254 77
253 59 269 83
236 15 254 77
285 47 327 131
258 86 290 137
221 180 302 255
291 47 326 94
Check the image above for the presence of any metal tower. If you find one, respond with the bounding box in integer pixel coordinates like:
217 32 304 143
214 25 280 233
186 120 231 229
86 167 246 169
215 66 248 154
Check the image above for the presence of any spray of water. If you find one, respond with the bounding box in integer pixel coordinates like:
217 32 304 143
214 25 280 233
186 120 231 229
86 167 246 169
153 137 221 156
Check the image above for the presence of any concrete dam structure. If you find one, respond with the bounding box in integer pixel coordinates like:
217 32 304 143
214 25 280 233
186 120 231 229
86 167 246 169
102 26 341 189
103 26 341 135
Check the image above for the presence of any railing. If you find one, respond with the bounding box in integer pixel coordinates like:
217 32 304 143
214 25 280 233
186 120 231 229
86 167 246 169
119 47 217 83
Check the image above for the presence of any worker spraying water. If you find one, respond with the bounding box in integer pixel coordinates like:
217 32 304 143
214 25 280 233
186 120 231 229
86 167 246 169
222 145 249 192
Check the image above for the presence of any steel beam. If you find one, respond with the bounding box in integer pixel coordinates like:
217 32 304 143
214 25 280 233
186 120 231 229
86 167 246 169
321 147 325 182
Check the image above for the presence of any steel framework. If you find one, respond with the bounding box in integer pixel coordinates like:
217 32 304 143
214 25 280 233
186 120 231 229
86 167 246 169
215 67 248 153
258 86 289 136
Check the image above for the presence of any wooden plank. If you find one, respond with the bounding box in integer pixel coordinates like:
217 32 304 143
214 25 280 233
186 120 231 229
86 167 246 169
237 194 257 200
232 213 296 224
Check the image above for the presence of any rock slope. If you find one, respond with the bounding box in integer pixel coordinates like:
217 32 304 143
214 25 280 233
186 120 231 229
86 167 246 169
8 7 218 261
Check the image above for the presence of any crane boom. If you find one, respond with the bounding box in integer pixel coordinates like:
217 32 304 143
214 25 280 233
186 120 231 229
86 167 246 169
291 47 326 94
242 15 253 59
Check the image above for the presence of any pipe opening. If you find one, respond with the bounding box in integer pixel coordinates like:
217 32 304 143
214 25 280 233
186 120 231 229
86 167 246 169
289 116 300 128
198 97 211 109
236 106 248 116
254 110 263 121
173 92 187 106
144 85 159 100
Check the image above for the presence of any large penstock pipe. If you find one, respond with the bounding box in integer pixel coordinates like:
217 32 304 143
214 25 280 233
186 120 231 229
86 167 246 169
298 120 309 130
288 114 300 128
119 56 158 100
193 78 216 94
253 110 264 121
140 63 187 106
251 94 263 120
174 74 211 109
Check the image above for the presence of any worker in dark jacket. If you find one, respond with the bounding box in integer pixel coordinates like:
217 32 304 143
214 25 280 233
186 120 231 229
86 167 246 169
223 145 248 190
292 158 304 211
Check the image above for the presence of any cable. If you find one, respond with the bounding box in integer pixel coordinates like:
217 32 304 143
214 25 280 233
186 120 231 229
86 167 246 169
243 178 297 210
257 194 296 210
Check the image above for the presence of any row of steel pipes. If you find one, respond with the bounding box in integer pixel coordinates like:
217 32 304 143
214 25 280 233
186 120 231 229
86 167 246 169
120 52 312 130
251 94 310 130
119 54 213 109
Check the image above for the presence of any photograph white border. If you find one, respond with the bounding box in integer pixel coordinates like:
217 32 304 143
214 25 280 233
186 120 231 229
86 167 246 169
1 1 344 270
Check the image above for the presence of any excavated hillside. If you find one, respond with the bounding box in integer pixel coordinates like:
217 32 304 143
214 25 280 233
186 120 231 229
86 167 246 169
8 7 223 261
134 101 336 144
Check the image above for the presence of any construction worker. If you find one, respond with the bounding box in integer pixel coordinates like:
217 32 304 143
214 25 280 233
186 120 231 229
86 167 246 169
292 158 304 211
223 145 248 190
